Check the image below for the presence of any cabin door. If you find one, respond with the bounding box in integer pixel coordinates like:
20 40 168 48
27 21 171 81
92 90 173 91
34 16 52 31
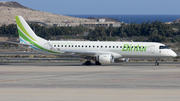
150 45 155 54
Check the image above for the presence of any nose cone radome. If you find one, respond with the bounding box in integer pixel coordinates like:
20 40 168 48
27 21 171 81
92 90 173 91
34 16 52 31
171 51 177 57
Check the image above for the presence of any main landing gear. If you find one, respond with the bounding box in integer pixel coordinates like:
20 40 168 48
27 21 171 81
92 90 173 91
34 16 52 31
95 61 101 65
85 61 91 65
155 58 160 66
85 61 102 65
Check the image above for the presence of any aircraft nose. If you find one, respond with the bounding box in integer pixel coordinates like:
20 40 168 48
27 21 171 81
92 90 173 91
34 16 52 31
171 51 177 57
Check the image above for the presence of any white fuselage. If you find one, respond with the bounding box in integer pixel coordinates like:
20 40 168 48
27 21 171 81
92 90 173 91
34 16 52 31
41 41 177 59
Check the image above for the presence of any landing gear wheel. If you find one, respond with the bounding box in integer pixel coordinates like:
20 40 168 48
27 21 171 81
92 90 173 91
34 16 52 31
155 62 159 66
85 61 91 65
95 61 101 65
155 58 160 66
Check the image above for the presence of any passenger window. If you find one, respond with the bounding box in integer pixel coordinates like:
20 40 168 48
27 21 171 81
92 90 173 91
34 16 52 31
93 46 95 48
75 45 77 47
54 45 56 47
61 45 63 47
109 46 111 48
89 45 91 48
78 45 80 47
65 45 67 47
97 46 99 48
58 45 60 47
82 45 84 47
69 45 71 47
105 46 107 48
101 46 103 48
85 45 87 47
120 46 122 48
116 46 118 48
113 46 115 48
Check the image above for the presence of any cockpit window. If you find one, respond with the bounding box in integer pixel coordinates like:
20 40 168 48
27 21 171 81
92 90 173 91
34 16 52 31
159 46 169 49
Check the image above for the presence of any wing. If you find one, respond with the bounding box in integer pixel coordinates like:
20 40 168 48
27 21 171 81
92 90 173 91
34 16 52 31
61 50 123 60
61 50 98 57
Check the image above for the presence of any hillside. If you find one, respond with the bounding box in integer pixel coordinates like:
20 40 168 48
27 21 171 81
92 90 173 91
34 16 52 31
0 1 95 26
0 1 30 8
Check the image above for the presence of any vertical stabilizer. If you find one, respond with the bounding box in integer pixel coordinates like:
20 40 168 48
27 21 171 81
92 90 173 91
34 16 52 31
15 16 38 43
15 16 60 54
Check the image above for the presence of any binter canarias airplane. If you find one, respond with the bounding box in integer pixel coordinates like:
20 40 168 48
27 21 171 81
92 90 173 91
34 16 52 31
8 16 177 65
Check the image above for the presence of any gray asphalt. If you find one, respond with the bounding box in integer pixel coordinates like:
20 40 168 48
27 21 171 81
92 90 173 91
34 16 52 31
0 61 180 101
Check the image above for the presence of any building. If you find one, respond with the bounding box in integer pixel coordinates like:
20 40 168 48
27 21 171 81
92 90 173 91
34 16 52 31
97 19 106 22
109 23 121 27
53 24 72 27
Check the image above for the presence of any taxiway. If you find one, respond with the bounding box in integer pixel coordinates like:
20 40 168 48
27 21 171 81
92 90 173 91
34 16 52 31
0 61 180 101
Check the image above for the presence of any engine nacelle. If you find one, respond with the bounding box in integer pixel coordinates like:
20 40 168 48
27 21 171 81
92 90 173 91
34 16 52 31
96 54 114 64
114 58 129 62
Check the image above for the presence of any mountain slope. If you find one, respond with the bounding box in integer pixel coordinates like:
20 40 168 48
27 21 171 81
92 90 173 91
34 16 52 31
0 1 95 26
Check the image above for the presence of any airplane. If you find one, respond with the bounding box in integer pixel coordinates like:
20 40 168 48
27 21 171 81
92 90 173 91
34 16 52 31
4 16 177 65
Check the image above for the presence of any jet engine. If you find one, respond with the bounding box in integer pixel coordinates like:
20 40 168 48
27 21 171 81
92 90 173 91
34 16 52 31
114 58 129 62
96 54 114 64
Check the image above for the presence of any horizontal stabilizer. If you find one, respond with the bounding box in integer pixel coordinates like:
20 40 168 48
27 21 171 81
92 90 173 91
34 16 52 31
0 41 31 47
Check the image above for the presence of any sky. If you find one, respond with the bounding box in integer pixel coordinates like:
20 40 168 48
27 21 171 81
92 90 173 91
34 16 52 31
2 0 180 15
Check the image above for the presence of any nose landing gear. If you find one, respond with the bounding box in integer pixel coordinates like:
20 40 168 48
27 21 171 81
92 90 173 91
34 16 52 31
155 58 160 66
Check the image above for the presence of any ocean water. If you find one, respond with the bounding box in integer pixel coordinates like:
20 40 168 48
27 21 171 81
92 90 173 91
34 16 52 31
67 15 180 24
